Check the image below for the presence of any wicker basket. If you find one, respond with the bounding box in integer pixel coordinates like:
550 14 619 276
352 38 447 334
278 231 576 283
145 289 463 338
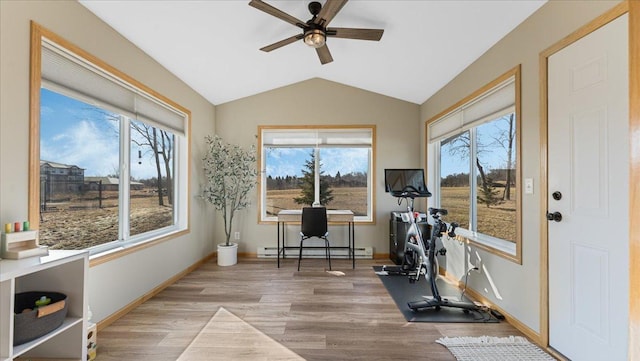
14 291 68 346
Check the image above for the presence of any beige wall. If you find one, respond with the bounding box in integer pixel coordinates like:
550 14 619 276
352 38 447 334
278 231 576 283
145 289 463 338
0 0 216 322
420 0 622 336
215 78 421 255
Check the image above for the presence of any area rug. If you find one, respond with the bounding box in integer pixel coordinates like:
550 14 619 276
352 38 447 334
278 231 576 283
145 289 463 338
177 307 304 361
436 336 555 361
374 266 498 323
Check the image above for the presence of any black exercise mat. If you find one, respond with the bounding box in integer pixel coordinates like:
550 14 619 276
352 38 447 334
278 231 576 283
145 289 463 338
374 266 499 323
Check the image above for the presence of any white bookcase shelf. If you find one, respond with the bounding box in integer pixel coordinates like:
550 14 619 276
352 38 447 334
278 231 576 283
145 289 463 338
0 250 88 360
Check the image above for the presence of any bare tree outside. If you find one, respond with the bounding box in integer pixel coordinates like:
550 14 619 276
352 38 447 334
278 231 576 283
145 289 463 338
492 113 516 201
131 121 174 206
442 131 495 198
439 113 517 242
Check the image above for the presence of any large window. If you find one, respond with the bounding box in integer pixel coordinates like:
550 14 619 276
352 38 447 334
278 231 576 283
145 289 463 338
30 24 190 255
427 66 521 262
259 126 375 222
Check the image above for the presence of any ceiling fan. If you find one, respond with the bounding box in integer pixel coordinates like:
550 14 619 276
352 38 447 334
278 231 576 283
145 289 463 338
249 0 384 65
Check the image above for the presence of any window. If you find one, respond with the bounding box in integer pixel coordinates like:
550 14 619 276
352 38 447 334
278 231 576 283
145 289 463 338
259 126 375 223
427 66 521 262
30 23 190 256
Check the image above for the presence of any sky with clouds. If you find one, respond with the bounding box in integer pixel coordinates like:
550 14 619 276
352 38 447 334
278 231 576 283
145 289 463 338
42 88 367 182
42 87 510 182
40 88 166 179
265 147 368 179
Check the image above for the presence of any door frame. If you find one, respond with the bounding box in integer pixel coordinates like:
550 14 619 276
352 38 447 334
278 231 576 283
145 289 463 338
539 0 639 358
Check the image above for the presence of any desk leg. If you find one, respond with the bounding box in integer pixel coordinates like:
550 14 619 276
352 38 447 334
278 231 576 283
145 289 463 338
277 221 281 268
351 221 355 269
282 222 286 259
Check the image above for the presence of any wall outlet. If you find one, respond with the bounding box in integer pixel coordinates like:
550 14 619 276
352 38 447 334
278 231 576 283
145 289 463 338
473 259 482 273
234 232 240 240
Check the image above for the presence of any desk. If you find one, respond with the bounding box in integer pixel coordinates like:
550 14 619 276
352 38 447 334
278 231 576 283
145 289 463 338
277 209 355 268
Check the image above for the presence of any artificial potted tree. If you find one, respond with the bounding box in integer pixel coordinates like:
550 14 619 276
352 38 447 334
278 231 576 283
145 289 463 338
202 135 257 266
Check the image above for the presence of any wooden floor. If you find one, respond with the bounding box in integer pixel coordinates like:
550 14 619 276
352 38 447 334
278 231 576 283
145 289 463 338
96 257 525 360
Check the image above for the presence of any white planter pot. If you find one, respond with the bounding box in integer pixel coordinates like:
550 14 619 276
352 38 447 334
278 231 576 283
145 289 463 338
217 242 238 266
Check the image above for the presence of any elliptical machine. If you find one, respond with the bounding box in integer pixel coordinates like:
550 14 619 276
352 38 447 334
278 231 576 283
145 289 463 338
391 185 481 313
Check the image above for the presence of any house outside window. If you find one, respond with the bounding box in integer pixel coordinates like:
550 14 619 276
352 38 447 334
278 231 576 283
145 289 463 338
258 126 375 223
427 66 521 262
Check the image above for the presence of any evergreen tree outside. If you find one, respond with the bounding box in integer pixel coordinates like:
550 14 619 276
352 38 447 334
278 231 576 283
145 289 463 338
477 176 501 208
293 151 334 206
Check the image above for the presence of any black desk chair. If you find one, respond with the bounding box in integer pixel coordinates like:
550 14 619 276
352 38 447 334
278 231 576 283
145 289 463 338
298 207 331 271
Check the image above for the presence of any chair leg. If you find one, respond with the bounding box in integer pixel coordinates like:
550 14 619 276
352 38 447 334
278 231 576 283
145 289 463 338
298 238 304 271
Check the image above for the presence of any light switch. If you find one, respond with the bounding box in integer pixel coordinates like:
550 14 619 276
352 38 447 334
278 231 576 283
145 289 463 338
525 178 534 194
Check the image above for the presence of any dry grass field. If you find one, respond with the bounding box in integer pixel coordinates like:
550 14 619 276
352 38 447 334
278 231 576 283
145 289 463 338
266 187 367 216
39 190 172 250
267 186 515 241
441 186 516 242
39 186 514 250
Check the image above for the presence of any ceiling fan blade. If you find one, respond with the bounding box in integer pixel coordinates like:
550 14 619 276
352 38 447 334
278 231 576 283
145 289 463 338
316 45 333 65
314 0 348 27
260 34 304 52
249 0 305 28
327 27 384 41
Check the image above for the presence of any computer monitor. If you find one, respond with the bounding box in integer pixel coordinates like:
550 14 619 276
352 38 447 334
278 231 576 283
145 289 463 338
384 168 430 195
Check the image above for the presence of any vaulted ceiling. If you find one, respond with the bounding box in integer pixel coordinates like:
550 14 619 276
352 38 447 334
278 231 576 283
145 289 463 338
80 0 546 105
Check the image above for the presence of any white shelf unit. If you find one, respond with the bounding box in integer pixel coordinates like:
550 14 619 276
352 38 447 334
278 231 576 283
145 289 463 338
0 250 88 360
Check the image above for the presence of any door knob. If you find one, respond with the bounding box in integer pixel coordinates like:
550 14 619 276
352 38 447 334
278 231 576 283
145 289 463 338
546 211 562 222
552 191 562 200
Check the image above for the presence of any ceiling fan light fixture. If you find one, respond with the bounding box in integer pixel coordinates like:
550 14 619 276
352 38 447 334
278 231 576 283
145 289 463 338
304 29 326 48
250 0 384 64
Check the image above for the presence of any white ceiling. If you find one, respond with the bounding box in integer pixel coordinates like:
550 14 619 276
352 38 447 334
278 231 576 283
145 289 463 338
79 0 545 106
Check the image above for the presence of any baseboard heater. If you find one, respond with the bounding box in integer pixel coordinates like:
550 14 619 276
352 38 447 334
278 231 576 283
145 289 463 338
257 246 373 259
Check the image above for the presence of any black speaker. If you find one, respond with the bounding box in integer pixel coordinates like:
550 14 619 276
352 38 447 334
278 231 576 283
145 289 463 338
389 212 430 265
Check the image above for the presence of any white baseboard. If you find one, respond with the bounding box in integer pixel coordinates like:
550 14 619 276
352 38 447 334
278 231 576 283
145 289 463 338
257 246 373 259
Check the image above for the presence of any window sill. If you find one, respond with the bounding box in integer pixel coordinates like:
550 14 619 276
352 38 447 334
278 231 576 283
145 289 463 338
88 227 189 267
455 228 520 264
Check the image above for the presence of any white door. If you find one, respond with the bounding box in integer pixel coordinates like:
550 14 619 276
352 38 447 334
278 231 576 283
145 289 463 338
547 14 629 361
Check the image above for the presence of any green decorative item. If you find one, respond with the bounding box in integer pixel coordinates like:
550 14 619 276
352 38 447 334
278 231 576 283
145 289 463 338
202 135 258 247
35 296 51 308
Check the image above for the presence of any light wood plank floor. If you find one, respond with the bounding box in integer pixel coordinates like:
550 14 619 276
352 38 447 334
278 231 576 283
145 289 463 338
96 258 525 360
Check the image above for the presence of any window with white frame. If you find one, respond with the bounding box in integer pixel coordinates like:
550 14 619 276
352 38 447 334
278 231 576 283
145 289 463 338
31 29 190 255
259 126 375 222
427 67 521 261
